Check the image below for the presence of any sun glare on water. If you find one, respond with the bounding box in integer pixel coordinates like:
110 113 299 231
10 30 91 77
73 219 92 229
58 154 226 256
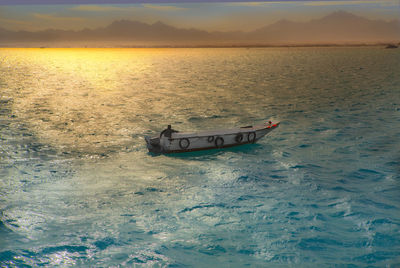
2 48 175 156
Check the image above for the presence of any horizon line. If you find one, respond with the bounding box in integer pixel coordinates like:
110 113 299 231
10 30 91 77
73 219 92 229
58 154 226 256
0 0 354 5
1 42 399 47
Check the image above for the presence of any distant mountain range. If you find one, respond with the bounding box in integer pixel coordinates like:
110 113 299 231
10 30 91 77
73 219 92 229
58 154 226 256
1 11 399 46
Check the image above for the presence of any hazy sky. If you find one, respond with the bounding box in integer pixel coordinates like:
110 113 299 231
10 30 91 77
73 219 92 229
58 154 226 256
0 0 399 32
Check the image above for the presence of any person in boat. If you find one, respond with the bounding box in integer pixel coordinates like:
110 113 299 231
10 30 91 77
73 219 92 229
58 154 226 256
160 125 178 138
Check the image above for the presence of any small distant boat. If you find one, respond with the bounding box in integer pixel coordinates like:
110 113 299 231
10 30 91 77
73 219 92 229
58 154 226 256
145 120 280 153
385 44 398 49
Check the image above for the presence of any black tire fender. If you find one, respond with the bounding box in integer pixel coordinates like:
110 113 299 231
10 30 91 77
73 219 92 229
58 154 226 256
247 132 256 143
235 133 243 143
179 138 190 149
215 137 224 148
207 136 214 143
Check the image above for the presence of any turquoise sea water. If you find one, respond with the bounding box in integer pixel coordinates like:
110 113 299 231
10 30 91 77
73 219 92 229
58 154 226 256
1 47 400 267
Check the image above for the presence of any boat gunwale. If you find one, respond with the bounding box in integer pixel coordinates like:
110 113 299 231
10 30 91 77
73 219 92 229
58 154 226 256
168 123 279 140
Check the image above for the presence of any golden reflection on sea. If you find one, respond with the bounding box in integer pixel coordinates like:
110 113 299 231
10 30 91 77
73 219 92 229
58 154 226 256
2 48 181 155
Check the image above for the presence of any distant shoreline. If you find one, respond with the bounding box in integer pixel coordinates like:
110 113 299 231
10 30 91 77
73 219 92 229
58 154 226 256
0 42 399 49
2 11 398 50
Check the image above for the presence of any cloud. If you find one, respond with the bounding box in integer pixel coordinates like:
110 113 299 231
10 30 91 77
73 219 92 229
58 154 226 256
33 13 85 22
0 17 30 25
379 0 400 7
70 5 133 12
142 4 187 11
225 2 281 7
303 0 398 6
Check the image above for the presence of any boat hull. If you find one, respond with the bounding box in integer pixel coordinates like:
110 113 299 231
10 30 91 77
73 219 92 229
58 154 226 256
145 122 279 153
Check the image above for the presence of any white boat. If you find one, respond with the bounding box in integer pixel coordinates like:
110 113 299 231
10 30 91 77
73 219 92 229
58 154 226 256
145 120 280 153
